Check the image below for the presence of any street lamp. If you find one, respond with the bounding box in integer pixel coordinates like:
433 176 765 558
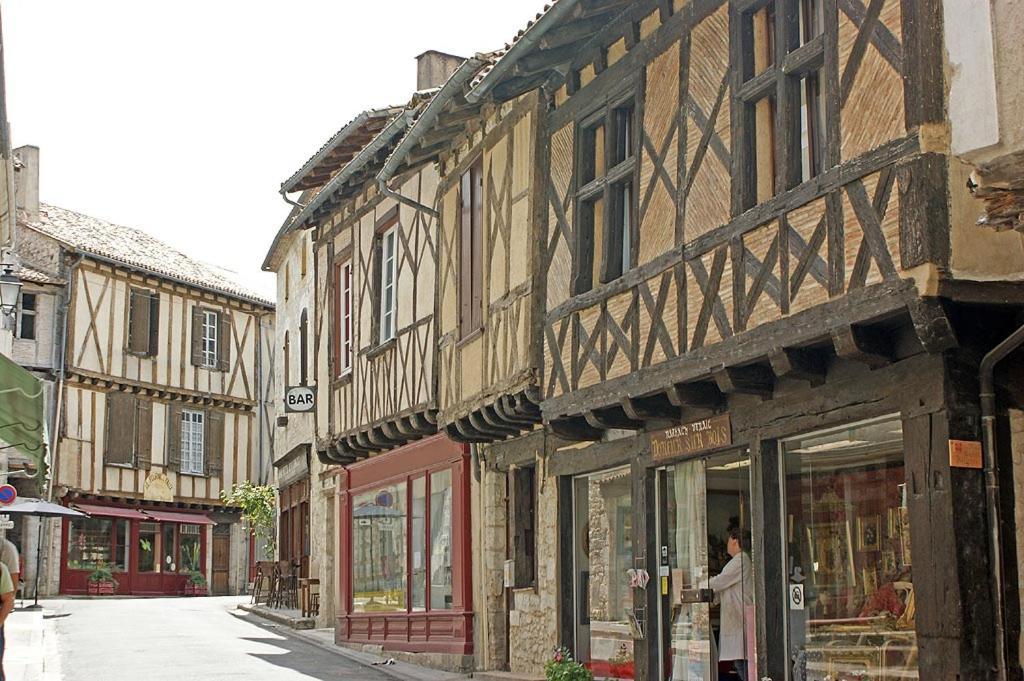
0 263 21 317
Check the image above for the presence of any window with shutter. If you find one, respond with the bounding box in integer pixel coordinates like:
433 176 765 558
217 313 231 372
510 466 537 588
147 292 160 356
179 409 205 475
127 288 151 355
104 392 136 466
333 259 353 378
205 410 225 478
190 307 205 366
459 160 484 338
135 399 153 469
167 404 183 472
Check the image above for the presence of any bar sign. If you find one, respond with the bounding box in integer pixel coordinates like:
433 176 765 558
949 440 982 469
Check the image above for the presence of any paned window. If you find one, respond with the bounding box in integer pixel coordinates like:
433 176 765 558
201 310 218 368
737 0 827 210
66 518 129 572
17 292 36 340
575 95 637 294
459 159 483 338
334 259 353 377
127 288 159 356
350 466 456 614
179 524 202 573
378 225 397 344
180 409 205 475
782 416 918 678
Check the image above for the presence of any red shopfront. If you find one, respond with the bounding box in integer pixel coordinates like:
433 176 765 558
336 434 473 656
60 502 215 596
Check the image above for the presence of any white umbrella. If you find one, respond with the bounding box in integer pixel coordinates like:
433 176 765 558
3 497 87 518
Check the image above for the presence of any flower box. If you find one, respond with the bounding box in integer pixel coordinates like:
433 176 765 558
87 581 116 596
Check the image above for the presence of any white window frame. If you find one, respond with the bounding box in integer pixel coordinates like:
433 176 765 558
341 261 353 375
201 310 218 368
379 226 397 344
180 409 205 475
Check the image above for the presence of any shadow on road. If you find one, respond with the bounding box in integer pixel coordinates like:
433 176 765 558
234 613 390 680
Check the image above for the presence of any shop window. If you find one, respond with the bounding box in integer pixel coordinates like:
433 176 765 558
17 292 36 340
573 467 634 679
782 416 918 679
350 467 457 615
66 518 129 572
429 469 453 610
352 481 408 613
411 477 427 611
574 93 638 295
510 466 537 588
163 524 177 571
179 524 201 573
139 522 158 572
737 0 828 210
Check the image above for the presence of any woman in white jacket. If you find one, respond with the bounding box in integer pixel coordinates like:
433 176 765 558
707 528 753 681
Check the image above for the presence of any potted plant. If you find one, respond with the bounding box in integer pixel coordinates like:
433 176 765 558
545 646 593 681
607 643 634 679
86 561 118 596
184 570 208 596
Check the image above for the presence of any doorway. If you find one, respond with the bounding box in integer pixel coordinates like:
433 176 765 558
656 450 755 681
212 526 231 596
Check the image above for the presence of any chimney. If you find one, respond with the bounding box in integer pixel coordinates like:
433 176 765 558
416 50 465 91
14 145 39 224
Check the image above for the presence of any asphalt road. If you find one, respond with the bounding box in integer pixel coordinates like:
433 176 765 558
45 596 391 681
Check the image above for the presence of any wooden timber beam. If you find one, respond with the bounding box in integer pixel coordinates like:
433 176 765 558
518 39 593 75
492 71 556 103
495 395 540 427
620 394 679 421
713 365 774 399
380 421 411 445
354 431 377 452
831 324 895 369
769 347 828 386
479 404 522 436
540 10 622 50
666 382 725 410
583 406 644 431
453 417 493 444
549 415 604 442
444 422 476 444
469 411 511 440
908 298 958 353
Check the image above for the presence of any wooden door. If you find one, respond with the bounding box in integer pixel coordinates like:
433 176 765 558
212 532 230 595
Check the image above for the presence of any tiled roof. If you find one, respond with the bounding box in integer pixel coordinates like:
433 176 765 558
28 204 272 307
18 264 62 285
281 106 405 194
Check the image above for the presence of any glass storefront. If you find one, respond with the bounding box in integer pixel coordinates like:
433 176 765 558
350 467 455 615
782 416 918 680
657 450 755 681
66 518 129 571
574 467 635 680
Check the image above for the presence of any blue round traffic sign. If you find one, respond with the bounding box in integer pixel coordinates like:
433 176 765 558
0 485 16 506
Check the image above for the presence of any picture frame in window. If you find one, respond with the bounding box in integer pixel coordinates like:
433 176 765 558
857 514 881 551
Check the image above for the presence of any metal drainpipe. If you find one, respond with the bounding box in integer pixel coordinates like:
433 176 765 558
377 178 439 219
979 322 1024 681
280 191 305 211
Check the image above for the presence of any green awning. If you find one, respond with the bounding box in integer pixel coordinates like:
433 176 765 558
0 350 45 470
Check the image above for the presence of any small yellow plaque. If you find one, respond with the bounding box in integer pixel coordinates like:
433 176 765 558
949 440 983 469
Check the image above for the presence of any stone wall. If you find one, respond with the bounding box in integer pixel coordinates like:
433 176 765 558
310 456 337 627
472 461 507 671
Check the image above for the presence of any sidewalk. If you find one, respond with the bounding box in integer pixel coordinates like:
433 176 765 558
5 607 45 681
236 605 468 681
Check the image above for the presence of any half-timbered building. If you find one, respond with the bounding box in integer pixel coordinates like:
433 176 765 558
278 52 475 670
15 158 274 597
450 1 1024 680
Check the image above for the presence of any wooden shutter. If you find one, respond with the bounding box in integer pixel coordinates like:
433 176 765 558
510 466 537 587
190 307 204 366
205 410 225 478
147 292 160 357
167 404 183 472
471 160 484 330
459 169 472 338
104 392 135 465
135 399 153 469
217 313 231 372
128 289 150 354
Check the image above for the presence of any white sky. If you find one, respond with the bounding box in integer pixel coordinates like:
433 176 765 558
3 0 543 299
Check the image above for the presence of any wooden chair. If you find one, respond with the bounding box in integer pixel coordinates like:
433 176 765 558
300 578 321 618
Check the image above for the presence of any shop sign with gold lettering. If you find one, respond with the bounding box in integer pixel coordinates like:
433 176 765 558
651 414 732 462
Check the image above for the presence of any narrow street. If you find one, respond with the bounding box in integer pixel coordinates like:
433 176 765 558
43 597 391 681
